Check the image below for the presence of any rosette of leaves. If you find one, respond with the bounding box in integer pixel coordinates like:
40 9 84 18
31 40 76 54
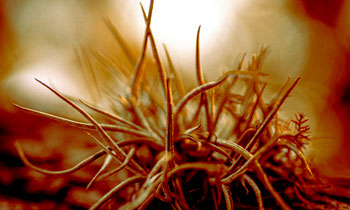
14 1 344 210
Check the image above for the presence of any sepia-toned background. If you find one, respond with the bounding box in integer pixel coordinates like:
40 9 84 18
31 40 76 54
0 0 349 209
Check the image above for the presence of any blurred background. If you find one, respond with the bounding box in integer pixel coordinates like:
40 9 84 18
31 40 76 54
0 0 349 209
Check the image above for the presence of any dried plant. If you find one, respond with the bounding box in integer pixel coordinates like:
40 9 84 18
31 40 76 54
13 1 350 210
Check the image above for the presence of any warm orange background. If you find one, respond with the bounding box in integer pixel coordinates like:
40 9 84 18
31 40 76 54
0 0 348 208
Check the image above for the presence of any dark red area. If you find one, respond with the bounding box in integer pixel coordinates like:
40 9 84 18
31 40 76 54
301 0 350 171
299 0 345 27
337 49 350 159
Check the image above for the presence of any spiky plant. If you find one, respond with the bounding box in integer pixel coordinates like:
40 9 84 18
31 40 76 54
13 1 350 210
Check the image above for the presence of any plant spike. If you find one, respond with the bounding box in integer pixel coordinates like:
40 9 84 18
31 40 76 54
15 141 106 175
14 14 330 209
131 0 155 99
91 147 137 187
80 99 144 130
195 25 212 133
140 2 167 96
86 154 113 190
245 77 300 152
34 79 146 175
165 79 175 159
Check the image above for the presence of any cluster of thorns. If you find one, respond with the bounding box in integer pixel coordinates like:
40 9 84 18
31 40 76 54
14 1 318 210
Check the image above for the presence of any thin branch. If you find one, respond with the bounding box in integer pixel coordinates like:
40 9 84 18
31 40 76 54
86 154 113 190
278 140 314 178
104 18 136 66
195 25 205 86
82 49 101 102
92 49 130 77
86 133 140 175
222 135 280 183
165 79 175 159
13 104 154 139
245 78 300 153
216 139 253 161
131 0 155 99
143 156 168 190
210 187 219 210
176 134 232 162
90 175 146 210
245 83 267 130
222 184 234 210
175 74 231 122
80 100 144 130
219 141 291 210
255 164 291 210
243 174 264 210
76 48 101 102
174 178 191 210
220 134 290 210
15 141 105 175
34 79 145 175
140 3 167 96
94 147 137 185
195 25 212 132
128 96 163 141
120 175 163 210
138 194 155 210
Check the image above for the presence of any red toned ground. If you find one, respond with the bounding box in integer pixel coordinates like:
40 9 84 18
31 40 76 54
0 107 124 209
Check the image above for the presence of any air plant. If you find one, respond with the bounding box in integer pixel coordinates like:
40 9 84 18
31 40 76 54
13 1 350 210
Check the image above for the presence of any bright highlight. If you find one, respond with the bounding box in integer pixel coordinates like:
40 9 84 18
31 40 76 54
140 0 232 58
